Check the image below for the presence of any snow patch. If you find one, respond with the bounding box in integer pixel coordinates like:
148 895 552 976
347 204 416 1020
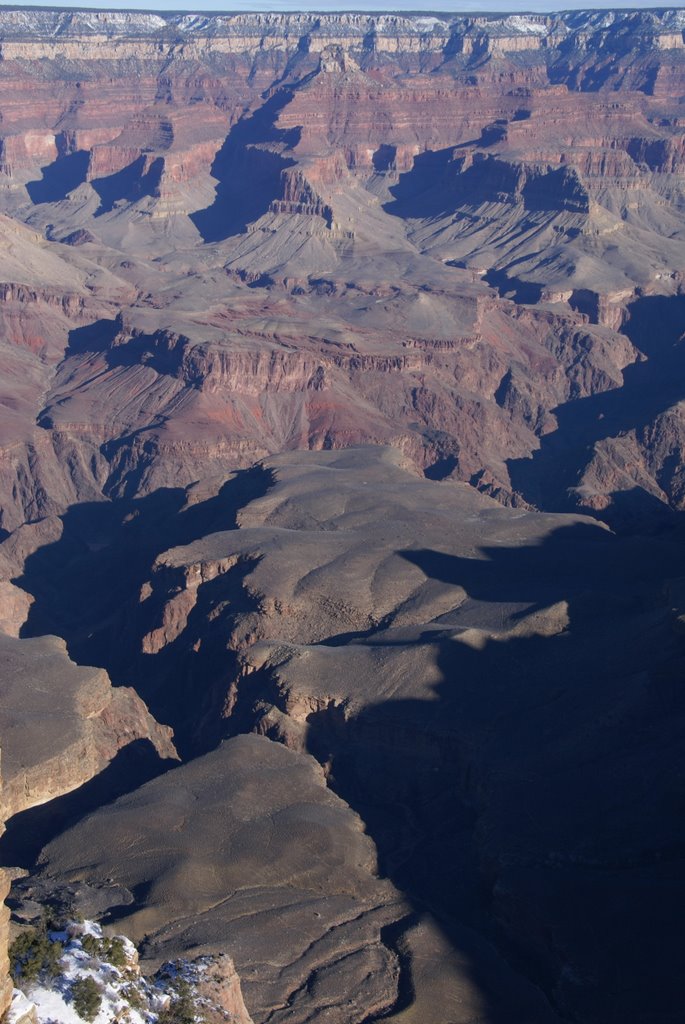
502 16 549 37
172 15 212 34
7 988 35 1024
12 922 150 1024
10 919 240 1024
663 11 685 30
413 17 447 33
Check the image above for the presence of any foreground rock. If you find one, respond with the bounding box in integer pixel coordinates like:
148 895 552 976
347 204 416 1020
0 633 176 821
39 736 402 1022
7 918 253 1024
0 633 177 1017
37 734 558 1024
0 872 10 1020
13 447 685 1024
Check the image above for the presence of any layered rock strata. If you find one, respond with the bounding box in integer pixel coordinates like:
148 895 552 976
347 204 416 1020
14 447 685 1024
0 8 684 1020
0 9 681 527
0 632 177 1016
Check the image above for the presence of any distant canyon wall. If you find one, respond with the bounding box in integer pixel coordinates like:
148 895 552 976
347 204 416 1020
0 7 683 532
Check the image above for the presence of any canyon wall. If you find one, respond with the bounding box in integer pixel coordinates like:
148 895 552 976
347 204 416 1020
0 631 177 1016
0 10 684 1023
20 447 685 1024
0 8 681 529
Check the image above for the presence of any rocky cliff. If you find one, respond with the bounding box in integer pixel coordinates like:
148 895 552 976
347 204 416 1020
0 630 177 1018
0 633 176 820
0 8 681 529
13 447 685 1024
0 8 685 1024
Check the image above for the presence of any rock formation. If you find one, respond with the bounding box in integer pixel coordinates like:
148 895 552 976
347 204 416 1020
8 446 684 1024
0 7 684 1024
0 870 11 1019
0 633 176 820
0 632 177 1017
38 734 558 1024
0 8 680 528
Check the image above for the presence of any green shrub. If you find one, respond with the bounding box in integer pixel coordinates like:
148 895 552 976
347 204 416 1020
122 983 148 1013
80 934 100 959
157 979 196 1024
40 906 62 933
71 977 103 1021
9 929 63 984
80 933 128 970
102 937 128 969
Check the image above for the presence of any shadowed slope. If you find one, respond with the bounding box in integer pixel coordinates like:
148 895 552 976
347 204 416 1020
508 294 685 524
190 90 299 243
13 448 685 1023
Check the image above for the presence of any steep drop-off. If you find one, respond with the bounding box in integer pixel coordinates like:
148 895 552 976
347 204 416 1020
0 8 682 528
5 447 685 1024
0 8 685 1024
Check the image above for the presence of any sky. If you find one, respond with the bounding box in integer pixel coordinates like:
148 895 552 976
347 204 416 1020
0 0 675 10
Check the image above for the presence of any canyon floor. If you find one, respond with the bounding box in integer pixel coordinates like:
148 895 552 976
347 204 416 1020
0 7 684 1024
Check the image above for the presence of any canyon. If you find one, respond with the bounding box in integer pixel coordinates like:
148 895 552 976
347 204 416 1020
0 7 682 530
0 6 683 1024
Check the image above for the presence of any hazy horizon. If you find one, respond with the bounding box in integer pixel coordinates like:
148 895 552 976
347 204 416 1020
0 1 676 12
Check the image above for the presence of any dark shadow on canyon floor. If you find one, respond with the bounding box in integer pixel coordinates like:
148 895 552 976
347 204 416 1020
92 156 165 216
190 90 298 243
17 464 273 756
9 342 685 1020
507 293 685 525
26 151 90 205
6 488 685 1022
304 519 685 1023
0 740 175 869
384 145 588 225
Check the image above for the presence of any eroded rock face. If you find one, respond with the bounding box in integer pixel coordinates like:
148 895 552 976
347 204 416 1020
39 736 407 1024
0 631 178 1016
15 447 685 1024
37 733 558 1024
0 633 176 821
0 7 684 1023
191 956 254 1024
0 9 681 528
0 868 11 1017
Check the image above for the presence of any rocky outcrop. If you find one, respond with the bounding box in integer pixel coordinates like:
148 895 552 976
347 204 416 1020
190 956 254 1024
0 633 177 820
0 632 177 1017
39 736 408 1024
0 583 32 638
0 9 679 524
37 730 560 1024
0 868 10 1018
19 446 685 1024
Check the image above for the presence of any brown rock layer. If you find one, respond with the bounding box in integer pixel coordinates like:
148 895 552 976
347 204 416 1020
0 9 680 527
17 447 685 1024
0 868 10 1017
0 633 176 820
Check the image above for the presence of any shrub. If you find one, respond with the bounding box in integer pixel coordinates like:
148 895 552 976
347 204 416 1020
157 979 196 1024
80 934 101 959
102 937 128 969
9 929 63 984
40 905 61 933
71 977 103 1022
122 983 148 1013
80 934 128 970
